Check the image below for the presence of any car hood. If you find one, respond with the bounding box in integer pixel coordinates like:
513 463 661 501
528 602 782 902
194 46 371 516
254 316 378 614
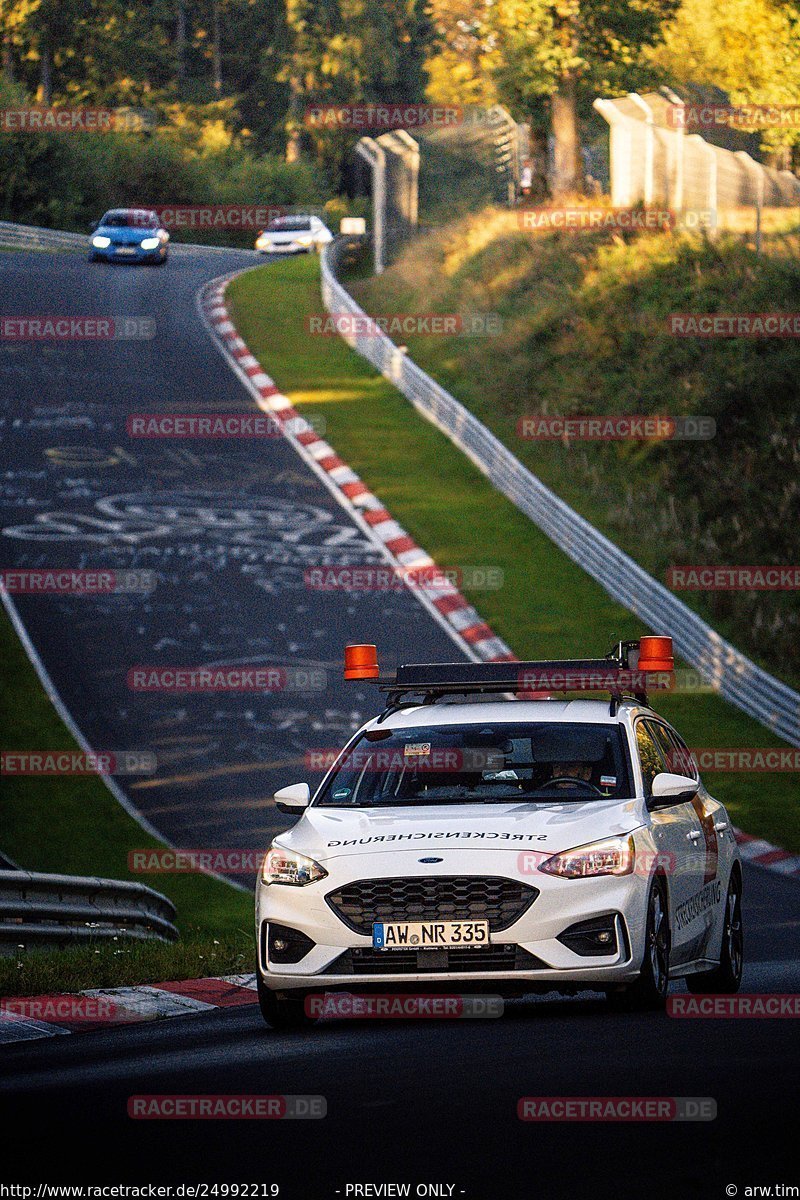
277 799 644 861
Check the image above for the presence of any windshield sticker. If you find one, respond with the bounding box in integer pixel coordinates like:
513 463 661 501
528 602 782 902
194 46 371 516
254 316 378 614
327 831 549 846
332 787 351 800
404 742 432 757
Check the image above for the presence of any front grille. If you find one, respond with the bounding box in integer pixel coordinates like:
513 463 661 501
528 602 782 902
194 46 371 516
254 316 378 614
325 875 538 935
325 945 546 975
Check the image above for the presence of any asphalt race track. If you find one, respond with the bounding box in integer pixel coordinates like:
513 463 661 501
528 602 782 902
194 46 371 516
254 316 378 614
1 877 799 1199
2 246 799 1198
0 245 469 863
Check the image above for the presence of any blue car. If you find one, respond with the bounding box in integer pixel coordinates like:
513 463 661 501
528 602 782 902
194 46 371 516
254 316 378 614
88 208 169 265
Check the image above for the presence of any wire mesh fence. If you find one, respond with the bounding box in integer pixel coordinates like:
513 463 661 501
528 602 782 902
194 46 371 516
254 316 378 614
594 91 800 259
355 106 523 270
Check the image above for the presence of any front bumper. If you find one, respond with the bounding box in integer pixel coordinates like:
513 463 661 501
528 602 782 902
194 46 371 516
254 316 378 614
256 848 651 993
255 241 313 254
92 244 167 262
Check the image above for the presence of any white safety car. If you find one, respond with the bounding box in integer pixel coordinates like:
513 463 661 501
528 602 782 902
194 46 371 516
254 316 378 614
255 638 743 1028
255 215 333 254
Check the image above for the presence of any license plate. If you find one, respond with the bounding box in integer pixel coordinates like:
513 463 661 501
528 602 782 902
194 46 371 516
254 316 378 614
116 248 136 255
373 920 490 950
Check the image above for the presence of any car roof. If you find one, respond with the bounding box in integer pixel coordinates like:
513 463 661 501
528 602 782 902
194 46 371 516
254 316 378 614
364 698 654 732
103 208 158 219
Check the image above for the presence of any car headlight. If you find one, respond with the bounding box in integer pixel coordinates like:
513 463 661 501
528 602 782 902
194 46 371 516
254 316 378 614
296 235 313 246
92 235 111 248
539 834 635 879
140 237 161 250
261 844 327 886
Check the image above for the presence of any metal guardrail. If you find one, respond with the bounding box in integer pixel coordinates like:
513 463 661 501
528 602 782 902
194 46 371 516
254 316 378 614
0 870 178 950
0 220 87 252
321 238 800 747
0 220 260 256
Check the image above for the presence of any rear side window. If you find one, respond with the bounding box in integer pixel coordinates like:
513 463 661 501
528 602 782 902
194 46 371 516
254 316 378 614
652 722 698 780
635 720 666 797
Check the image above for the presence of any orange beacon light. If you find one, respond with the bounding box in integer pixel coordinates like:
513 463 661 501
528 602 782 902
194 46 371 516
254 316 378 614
344 644 380 681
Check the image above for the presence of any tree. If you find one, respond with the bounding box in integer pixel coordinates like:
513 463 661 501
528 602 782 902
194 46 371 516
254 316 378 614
489 0 679 193
647 0 800 160
424 0 498 107
282 0 431 184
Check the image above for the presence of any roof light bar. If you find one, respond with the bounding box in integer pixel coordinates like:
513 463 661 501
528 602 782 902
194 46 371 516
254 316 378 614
342 637 675 707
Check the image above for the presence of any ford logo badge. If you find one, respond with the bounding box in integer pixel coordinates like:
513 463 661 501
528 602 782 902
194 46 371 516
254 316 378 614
418 857 443 863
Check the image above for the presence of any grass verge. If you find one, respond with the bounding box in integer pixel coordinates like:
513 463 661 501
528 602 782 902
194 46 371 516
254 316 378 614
228 254 799 852
1 603 252 996
0 936 251 998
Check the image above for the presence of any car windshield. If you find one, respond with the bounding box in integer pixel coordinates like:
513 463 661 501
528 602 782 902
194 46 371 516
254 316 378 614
102 210 158 228
315 721 632 806
267 217 312 232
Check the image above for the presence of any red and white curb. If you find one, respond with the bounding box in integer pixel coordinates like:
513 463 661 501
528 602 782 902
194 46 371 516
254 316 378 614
733 829 800 876
0 974 259 1045
198 274 514 664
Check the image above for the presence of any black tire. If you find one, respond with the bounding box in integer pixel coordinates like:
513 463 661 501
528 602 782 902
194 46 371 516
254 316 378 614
256 972 316 1030
607 875 671 1012
686 870 743 994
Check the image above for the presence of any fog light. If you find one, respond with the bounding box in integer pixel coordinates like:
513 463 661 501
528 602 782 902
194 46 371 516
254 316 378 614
557 914 620 957
264 921 315 964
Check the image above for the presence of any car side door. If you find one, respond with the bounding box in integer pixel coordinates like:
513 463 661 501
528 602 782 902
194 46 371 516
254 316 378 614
634 718 706 966
654 721 729 961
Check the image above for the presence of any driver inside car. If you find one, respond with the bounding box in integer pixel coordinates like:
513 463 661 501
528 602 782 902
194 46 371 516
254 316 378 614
549 760 594 787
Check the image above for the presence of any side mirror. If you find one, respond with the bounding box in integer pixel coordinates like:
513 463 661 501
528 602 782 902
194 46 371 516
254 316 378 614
649 772 699 807
274 782 311 814
89 220 99 232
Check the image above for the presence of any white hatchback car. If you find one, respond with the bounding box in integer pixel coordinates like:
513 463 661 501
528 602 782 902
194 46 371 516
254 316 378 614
255 214 333 254
255 639 743 1028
